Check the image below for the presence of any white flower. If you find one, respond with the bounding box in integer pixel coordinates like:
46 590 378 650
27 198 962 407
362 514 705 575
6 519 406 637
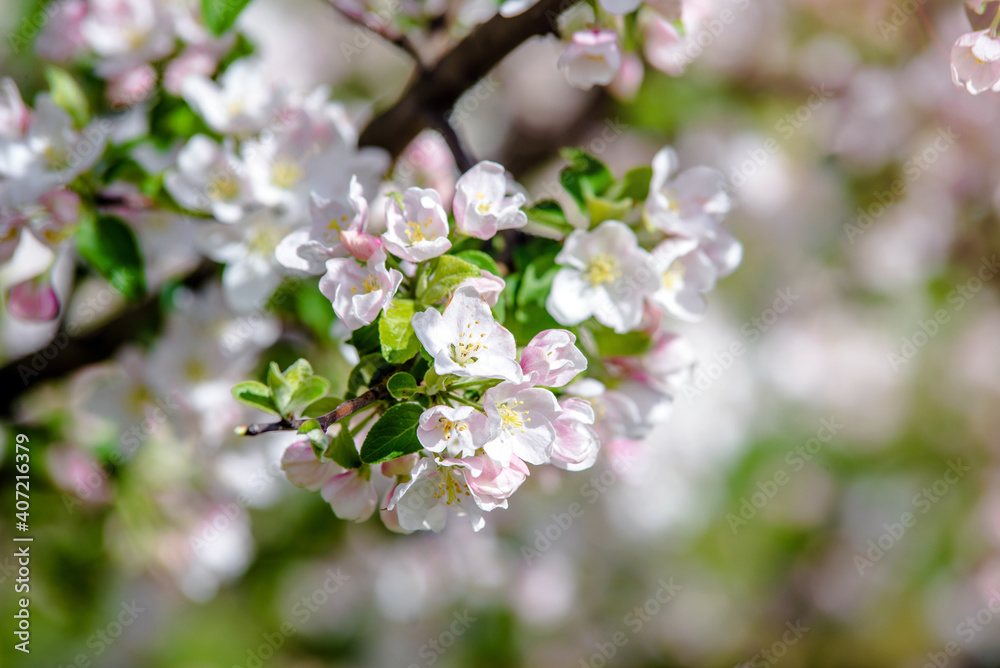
319 248 403 331
546 220 658 333
387 457 484 532
182 59 281 135
411 285 523 382
551 397 600 471
648 236 717 321
462 453 530 511
197 209 292 313
518 328 588 387
0 78 30 140
645 146 731 236
951 30 1000 94
164 135 251 223
557 30 622 89
321 469 378 522
275 178 369 274
482 381 560 466
80 0 175 77
454 269 505 306
452 161 527 239
417 405 490 458
382 187 452 262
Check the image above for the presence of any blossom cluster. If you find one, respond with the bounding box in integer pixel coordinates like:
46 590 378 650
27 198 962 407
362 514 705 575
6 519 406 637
950 5 1000 95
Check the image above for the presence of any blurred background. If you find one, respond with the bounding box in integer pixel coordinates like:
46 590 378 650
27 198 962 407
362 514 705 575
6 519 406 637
4 0 1000 666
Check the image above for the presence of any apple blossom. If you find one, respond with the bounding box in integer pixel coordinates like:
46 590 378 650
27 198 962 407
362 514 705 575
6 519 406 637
417 405 491 458
35 0 89 63
182 59 281 135
80 0 176 78
276 178 369 274
951 30 1000 94
319 248 403 331
546 220 659 334
550 397 600 471
321 469 378 522
382 187 452 262
645 146 731 236
648 236 717 321
0 78 30 140
388 457 484 532
7 279 60 321
557 30 622 90
453 269 505 307
281 440 341 491
165 135 252 223
518 329 588 387
462 453 530 511
452 161 527 239
482 381 560 466
411 285 523 381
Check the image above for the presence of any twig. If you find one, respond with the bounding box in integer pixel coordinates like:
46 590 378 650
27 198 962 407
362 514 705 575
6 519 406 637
326 2 423 65
429 113 476 172
237 381 390 436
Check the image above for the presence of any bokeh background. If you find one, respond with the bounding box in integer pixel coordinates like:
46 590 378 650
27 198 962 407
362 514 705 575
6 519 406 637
4 0 1000 666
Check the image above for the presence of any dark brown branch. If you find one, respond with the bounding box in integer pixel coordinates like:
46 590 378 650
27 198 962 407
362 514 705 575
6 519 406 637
237 381 390 436
358 0 578 159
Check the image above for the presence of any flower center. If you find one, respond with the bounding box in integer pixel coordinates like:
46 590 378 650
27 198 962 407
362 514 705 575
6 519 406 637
474 192 493 215
438 417 468 441
405 218 436 243
433 469 471 505
449 323 487 366
584 254 620 286
271 159 304 189
498 400 529 434
208 175 239 201
661 261 685 292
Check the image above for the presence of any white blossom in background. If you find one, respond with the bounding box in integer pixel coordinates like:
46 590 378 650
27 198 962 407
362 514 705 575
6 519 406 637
182 58 282 135
164 135 253 223
276 178 371 274
951 30 1000 94
648 236 717 321
557 30 622 89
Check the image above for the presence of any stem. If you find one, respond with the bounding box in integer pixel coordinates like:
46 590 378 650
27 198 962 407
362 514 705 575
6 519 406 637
429 114 476 173
991 7 1000 37
237 382 390 436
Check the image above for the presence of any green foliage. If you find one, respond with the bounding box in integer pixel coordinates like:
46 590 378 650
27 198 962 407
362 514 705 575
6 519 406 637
590 326 654 357
419 255 482 305
325 422 362 469
379 299 421 364
349 318 382 356
45 66 90 128
231 380 278 415
560 148 614 212
266 359 330 419
75 214 146 301
202 0 254 35
524 200 575 236
386 372 419 400
454 249 502 276
359 403 424 464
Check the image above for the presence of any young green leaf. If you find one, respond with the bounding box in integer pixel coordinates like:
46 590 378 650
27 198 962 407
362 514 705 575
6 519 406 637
325 424 362 469
560 148 613 212
231 381 278 415
379 299 420 364
387 372 418 399
525 200 575 236
349 317 382 356
454 250 502 276
45 66 90 128
202 0 253 35
419 255 481 305
591 327 654 357
302 396 342 418
75 214 146 301
359 403 424 464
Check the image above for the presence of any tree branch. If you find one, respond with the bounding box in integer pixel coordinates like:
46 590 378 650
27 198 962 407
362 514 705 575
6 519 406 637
237 380 390 436
358 0 575 159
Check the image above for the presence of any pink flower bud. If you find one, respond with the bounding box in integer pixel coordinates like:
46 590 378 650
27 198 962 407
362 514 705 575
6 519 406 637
280 440 339 491
107 64 157 109
321 470 377 522
519 329 588 387
339 230 383 261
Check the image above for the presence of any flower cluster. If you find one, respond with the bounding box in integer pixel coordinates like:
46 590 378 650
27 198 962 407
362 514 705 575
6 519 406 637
950 6 1000 95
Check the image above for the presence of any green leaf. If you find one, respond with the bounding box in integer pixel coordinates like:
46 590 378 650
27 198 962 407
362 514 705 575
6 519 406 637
231 381 278 415
454 250 501 276
290 377 329 413
296 282 336 340
379 299 420 364
618 166 653 202
45 66 89 128
326 424 362 469
267 361 293 415
302 397 342 418
202 0 253 35
387 372 418 400
586 196 633 226
349 317 382 356
359 403 424 464
525 200 575 236
560 148 613 212
75 215 146 301
267 359 330 417
419 255 481 305
516 252 559 307
591 327 654 357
